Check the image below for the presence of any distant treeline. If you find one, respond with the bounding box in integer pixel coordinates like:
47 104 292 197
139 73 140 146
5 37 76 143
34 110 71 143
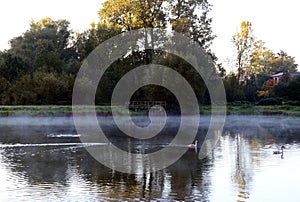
0 9 218 107
0 12 299 106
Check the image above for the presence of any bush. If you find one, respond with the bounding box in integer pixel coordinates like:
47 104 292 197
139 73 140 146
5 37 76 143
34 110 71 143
283 100 300 106
230 101 252 106
273 75 300 102
2 70 74 105
0 77 11 104
256 97 285 105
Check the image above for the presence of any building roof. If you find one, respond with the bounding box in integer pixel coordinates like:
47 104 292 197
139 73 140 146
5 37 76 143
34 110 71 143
271 72 283 77
271 71 300 77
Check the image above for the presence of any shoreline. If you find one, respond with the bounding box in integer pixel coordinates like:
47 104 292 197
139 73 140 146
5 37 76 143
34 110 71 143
0 105 300 117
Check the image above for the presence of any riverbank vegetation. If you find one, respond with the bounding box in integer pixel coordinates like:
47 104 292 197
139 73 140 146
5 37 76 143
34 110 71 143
1 104 300 117
0 105 128 116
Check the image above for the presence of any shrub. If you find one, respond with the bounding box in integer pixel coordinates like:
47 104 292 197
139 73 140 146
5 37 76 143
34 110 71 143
256 97 284 105
273 75 300 102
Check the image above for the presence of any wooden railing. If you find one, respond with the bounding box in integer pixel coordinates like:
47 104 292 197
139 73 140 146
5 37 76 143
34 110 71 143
125 101 166 111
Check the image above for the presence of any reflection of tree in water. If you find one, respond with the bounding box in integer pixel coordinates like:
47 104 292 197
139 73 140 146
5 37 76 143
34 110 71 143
3 147 69 185
165 153 212 201
223 116 300 202
2 145 214 201
79 150 213 201
220 127 254 202
225 125 273 201
2 116 300 201
232 133 252 202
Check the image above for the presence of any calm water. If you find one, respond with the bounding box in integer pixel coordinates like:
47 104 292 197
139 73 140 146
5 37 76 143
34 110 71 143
0 115 300 201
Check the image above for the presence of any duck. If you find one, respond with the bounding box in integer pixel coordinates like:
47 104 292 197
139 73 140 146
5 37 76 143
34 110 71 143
273 146 285 154
188 140 198 152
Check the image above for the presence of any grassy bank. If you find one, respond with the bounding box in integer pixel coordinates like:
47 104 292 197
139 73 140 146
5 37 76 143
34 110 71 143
0 105 131 116
0 105 300 116
200 105 300 116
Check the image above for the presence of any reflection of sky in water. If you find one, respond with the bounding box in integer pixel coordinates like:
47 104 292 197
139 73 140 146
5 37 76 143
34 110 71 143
210 134 300 202
0 115 299 201
250 151 300 202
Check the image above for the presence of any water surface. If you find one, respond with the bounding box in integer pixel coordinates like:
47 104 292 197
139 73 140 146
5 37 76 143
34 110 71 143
0 115 299 201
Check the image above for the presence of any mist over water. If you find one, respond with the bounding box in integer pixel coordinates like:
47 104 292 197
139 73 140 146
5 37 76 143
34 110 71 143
0 115 300 201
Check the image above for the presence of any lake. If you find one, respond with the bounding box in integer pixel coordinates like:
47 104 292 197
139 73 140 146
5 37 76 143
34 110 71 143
0 115 300 201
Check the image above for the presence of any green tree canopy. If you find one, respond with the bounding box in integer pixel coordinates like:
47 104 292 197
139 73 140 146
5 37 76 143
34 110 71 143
267 50 298 74
99 0 215 51
77 22 122 60
248 40 273 75
8 17 78 73
232 21 298 85
99 0 167 31
96 0 218 104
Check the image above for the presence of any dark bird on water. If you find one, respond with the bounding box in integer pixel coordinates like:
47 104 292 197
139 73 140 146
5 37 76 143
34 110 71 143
273 146 285 154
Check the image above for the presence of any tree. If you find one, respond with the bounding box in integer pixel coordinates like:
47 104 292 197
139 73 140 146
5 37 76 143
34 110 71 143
232 21 255 81
77 22 122 60
96 0 218 104
8 17 78 73
244 40 298 77
242 75 257 102
169 0 215 51
99 0 168 65
223 74 242 102
248 40 273 75
3 70 74 105
0 52 27 81
273 75 300 102
0 76 10 104
98 0 216 60
267 50 298 74
99 0 166 31
0 17 80 105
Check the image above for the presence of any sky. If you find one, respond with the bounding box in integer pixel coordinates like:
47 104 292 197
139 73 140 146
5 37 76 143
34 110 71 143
0 0 299 72
209 0 300 71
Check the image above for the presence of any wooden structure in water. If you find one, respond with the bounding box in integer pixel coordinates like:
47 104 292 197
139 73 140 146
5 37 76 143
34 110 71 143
125 101 167 111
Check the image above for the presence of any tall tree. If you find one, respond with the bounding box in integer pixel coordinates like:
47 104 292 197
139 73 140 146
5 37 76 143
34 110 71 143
96 0 218 104
99 0 168 65
99 0 166 31
98 0 216 58
232 21 255 81
169 0 215 50
248 40 273 75
77 22 122 60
